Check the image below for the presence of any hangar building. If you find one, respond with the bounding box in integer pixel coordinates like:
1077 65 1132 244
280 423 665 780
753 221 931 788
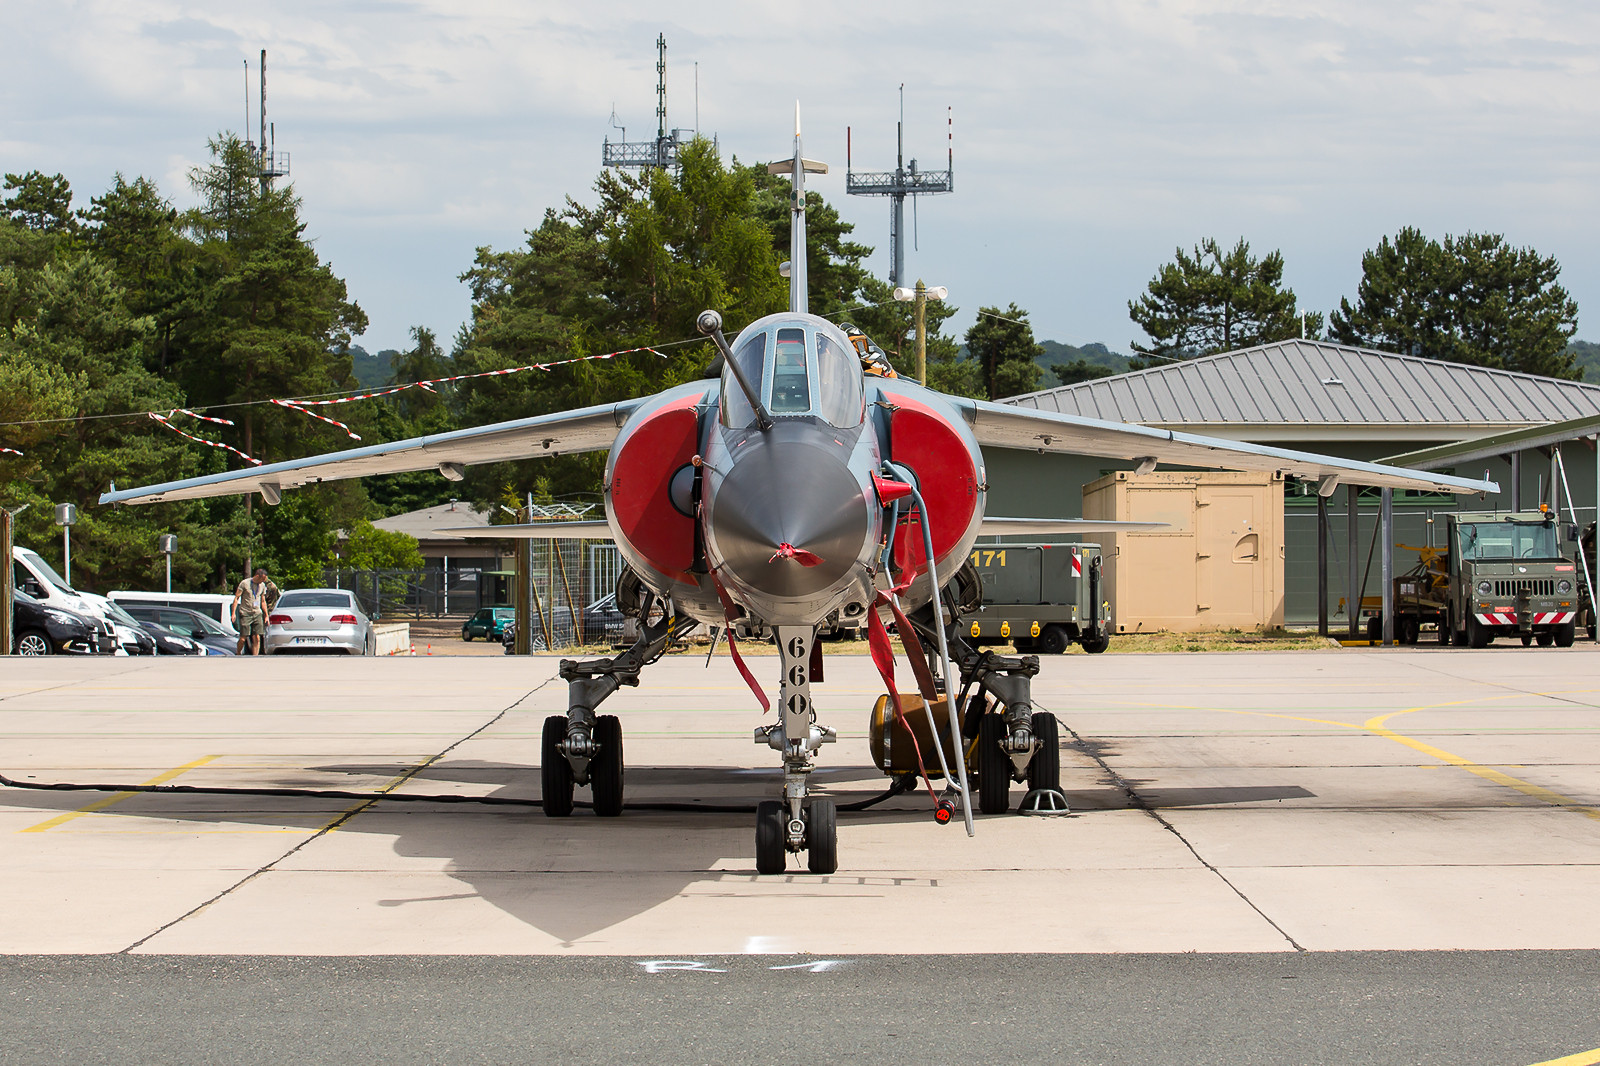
988 340 1600 626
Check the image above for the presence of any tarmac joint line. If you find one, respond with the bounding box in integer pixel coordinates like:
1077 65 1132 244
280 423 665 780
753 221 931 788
116 675 556 954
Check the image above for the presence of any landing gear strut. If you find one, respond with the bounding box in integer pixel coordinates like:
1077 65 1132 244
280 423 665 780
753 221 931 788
543 593 678 817
752 625 837 873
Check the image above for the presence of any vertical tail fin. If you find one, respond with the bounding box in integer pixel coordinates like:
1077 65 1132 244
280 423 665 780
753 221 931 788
767 103 828 315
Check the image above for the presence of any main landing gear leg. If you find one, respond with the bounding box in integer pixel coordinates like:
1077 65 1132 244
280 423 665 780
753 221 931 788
951 643 1067 816
754 625 837 874
544 599 674 818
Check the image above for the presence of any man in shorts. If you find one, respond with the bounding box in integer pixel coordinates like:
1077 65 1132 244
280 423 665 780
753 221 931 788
233 567 280 655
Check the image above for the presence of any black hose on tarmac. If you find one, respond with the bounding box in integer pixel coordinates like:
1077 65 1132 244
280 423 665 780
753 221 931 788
0 769 921 815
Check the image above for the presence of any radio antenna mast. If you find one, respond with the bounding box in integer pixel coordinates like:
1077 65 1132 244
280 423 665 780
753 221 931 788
846 92 953 286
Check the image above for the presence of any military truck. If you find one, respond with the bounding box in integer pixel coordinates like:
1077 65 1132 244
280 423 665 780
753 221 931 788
964 543 1111 654
1364 510 1581 648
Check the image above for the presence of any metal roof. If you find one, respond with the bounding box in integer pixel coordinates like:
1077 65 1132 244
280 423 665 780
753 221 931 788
373 501 490 541
1005 340 1600 435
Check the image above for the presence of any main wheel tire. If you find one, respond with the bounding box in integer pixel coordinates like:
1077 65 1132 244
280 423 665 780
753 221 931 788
541 715 574 817
755 800 786 875
1466 614 1491 649
591 714 625 817
806 798 838 874
978 713 1011 815
15 630 50 656
1080 632 1111 654
1037 625 1069 655
1555 621 1577 648
1025 712 1061 794
1537 632 1555 647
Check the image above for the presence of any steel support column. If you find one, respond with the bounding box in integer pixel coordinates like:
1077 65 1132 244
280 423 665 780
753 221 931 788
1347 485 1360 640
1380 488 1394 646
1317 493 1329 637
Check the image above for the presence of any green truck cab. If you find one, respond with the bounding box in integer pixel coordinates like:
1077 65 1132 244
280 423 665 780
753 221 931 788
964 543 1111 654
1370 510 1581 647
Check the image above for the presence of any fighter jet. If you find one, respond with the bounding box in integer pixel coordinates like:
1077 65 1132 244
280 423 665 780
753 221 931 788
101 110 1498 874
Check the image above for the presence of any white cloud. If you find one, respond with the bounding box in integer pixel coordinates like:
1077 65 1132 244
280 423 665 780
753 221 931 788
3 0 1597 351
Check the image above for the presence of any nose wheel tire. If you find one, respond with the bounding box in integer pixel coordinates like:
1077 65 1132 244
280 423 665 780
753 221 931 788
541 715 574 817
591 714 625 817
806 799 838 874
1025 712 1061 794
755 800 786 875
977 713 1011 815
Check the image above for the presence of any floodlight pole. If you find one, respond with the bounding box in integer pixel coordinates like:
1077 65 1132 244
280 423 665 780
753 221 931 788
54 503 76 585
892 281 946 385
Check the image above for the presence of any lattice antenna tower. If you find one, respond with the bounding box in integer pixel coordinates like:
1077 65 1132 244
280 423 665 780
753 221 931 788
243 49 290 195
603 35 695 171
846 89 953 287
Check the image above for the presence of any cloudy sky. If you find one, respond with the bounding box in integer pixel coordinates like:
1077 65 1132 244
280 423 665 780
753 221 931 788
4 1 1597 356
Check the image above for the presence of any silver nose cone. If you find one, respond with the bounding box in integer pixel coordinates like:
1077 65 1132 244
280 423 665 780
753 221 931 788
710 434 870 600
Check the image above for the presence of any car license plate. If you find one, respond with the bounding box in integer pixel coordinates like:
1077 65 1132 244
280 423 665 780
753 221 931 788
293 636 330 645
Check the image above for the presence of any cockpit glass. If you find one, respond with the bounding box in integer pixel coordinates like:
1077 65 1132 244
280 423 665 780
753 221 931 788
771 328 811 413
720 331 768 428
815 332 864 427
1457 520 1560 561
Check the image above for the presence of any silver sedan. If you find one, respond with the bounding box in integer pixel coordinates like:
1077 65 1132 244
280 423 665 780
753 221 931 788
264 589 376 655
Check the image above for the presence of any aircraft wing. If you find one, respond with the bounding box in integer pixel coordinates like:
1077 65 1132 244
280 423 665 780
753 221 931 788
98 401 641 506
979 517 1166 537
958 398 1499 496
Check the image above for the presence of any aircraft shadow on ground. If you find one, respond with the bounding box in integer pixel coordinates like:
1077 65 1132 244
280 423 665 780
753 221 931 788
4 746 1316 945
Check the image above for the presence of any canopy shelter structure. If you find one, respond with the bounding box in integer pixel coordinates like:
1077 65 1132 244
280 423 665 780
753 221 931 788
1001 341 1600 644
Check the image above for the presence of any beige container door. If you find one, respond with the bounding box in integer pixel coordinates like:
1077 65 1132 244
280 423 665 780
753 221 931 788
1116 487 1197 627
1196 489 1262 624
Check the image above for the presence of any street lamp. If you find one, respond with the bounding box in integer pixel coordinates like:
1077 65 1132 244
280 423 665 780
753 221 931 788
54 503 77 585
892 280 948 385
159 534 177 594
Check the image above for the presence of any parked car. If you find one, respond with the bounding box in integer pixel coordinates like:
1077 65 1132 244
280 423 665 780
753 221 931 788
12 545 116 630
264 588 375 655
499 595 628 652
80 593 157 656
135 619 207 655
109 591 239 636
121 603 239 655
462 606 516 642
11 589 109 655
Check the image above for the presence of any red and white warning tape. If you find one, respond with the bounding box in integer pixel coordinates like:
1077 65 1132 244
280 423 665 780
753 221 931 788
148 411 262 466
0 447 22 457
272 399 362 440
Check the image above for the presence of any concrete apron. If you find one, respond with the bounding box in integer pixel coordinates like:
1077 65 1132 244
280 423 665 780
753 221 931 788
1 648 1598 955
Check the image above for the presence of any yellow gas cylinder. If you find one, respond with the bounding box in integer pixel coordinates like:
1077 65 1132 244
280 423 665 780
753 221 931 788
869 693 953 775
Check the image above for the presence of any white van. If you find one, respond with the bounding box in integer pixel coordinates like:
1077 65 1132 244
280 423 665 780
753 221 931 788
108 591 239 636
12 546 114 626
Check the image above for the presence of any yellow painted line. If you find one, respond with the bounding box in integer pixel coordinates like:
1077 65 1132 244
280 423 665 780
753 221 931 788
19 755 222 833
1111 691 1600 822
1526 1048 1600 1066
1366 708 1600 823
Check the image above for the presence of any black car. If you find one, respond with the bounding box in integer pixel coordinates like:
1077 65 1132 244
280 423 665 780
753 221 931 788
11 590 105 655
122 604 238 655
133 619 206 655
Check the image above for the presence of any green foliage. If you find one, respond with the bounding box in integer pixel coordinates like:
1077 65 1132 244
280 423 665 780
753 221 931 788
1053 359 1117 386
3 171 75 234
1128 238 1316 366
966 304 1044 400
1329 227 1580 379
1567 340 1600 384
340 519 425 570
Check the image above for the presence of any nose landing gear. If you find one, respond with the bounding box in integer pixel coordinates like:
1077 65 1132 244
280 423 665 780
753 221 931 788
753 625 839 874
